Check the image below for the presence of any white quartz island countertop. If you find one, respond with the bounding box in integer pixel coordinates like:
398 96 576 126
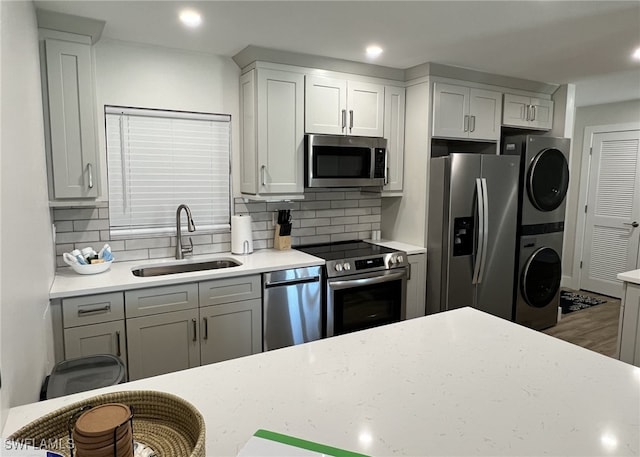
4 308 639 456
49 248 324 298
618 269 640 285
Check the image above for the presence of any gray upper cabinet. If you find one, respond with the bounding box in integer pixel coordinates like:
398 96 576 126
432 82 502 141
502 94 553 130
42 38 99 200
382 86 406 195
305 75 385 137
240 68 305 199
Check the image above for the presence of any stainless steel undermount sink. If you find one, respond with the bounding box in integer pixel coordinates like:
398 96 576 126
132 258 242 277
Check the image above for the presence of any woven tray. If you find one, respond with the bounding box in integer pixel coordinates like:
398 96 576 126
7 390 205 457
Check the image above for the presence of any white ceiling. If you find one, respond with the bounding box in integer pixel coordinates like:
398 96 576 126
35 0 640 103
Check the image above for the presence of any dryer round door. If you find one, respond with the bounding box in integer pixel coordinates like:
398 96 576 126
521 247 562 308
526 148 569 211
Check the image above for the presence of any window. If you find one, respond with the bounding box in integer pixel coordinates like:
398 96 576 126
105 106 231 237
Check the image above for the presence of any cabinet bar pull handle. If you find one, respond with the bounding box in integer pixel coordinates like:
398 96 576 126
192 319 197 342
526 105 531 121
203 317 208 340
349 110 354 131
87 163 94 189
78 305 110 315
116 331 121 357
261 165 266 187
530 105 536 121
341 109 347 131
470 115 476 132
463 115 469 132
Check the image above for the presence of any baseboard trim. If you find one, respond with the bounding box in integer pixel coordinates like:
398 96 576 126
561 275 579 290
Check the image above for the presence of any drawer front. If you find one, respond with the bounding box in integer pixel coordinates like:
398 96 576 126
63 292 124 328
125 283 198 318
199 275 261 307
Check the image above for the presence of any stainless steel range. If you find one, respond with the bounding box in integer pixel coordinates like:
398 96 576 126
296 241 409 337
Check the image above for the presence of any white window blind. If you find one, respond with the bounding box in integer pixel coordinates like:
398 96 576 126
106 106 231 237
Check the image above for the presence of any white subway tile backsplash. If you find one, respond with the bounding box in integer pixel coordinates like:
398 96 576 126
54 190 382 266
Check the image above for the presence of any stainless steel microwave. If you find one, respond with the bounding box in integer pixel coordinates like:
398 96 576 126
305 134 387 188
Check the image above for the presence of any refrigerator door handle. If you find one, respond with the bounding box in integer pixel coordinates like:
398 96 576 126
477 178 489 283
472 178 484 284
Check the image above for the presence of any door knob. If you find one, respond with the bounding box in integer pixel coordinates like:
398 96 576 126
623 221 639 228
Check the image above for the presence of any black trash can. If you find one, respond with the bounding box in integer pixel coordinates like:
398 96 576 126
42 354 126 400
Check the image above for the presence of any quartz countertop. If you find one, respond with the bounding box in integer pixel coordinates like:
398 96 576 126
618 269 640 285
4 307 638 456
50 249 324 299
364 239 426 255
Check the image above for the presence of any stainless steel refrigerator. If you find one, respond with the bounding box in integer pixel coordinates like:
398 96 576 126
427 154 520 320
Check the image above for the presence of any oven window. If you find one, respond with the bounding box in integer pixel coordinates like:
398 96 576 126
334 279 402 335
313 146 371 178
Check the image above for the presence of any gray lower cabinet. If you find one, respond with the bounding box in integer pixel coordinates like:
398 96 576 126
200 299 262 365
61 292 128 374
406 253 427 319
126 308 200 381
56 275 264 382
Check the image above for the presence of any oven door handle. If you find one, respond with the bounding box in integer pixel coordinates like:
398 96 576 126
328 270 406 290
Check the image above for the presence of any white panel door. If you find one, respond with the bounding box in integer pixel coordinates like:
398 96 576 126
468 88 501 141
305 75 347 135
347 81 384 137
581 130 640 298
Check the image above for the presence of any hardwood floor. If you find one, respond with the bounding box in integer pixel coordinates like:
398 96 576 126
542 289 621 358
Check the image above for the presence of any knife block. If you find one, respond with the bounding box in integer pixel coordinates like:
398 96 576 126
273 224 291 250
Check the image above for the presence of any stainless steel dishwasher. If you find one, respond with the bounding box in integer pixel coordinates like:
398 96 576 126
263 266 322 351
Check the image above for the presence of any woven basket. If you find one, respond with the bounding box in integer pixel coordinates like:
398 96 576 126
7 390 205 457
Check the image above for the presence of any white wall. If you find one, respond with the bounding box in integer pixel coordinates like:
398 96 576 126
0 0 56 421
93 39 240 197
563 99 640 287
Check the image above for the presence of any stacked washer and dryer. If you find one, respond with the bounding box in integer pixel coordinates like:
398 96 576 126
504 135 571 330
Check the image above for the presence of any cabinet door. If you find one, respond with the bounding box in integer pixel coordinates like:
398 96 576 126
126 309 200 381
406 254 427 319
347 81 384 137
257 69 305 195
64 321 127 367
529 98 554 130
383 86 405 193
502 94 530 128
432 83 469 139
44 39 98 199
468 88 501 141
240 70 257 195
305 75 347 135
200 299 262 365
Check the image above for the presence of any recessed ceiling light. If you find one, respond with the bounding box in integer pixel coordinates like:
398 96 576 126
633 47 640 61
366 45 383 59
179 10 202 28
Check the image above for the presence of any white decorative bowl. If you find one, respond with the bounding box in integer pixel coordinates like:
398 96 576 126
69 261 113 275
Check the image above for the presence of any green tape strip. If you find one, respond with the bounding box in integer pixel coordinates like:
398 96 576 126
254 429 370 457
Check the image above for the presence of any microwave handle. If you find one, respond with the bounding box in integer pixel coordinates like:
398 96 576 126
384 150 389 185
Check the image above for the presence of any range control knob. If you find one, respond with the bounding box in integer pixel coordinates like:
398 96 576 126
335 263 343 272
397 255 404 263
343 263 351 271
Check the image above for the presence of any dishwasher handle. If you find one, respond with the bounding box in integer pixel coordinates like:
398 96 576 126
264 276 320 289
